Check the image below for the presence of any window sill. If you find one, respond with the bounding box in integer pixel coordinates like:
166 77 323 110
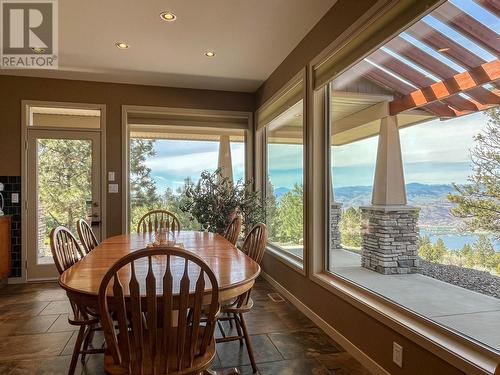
310 271 499 375
266 243 305 275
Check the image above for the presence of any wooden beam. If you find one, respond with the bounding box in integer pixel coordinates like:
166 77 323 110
407 22 486 69
386 37 500 105
370 49 482 111
390 60 500 115
433 2 500 55
473 0 500 15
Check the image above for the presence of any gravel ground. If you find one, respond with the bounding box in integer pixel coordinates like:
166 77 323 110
419 259 500 299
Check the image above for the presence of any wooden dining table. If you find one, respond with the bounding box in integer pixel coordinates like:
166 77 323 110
59 231 261 308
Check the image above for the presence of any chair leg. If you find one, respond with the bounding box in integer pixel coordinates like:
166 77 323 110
217 319 226 338
233 314 244 346
238 313 257 373
80 324 94 363
69 325 86 375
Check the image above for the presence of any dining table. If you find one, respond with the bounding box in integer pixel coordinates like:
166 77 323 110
58 231 261 309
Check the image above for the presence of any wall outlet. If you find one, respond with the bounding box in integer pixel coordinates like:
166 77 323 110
11 193 19 204
393 342 403 368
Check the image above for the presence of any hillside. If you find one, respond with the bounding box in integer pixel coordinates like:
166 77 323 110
274 183 461 227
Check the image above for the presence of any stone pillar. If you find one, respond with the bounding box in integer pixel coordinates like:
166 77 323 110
218 135 233 181
330 202 342 250
361 206 420 274
362 115 419 274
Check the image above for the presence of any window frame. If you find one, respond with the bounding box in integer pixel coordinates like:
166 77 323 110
256 69 307 274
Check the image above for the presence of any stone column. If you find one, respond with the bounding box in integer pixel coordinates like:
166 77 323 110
218 135 233 181
361 115 420 274
330 202 343 250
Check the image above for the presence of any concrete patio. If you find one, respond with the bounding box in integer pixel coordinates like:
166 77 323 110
330 249 500 352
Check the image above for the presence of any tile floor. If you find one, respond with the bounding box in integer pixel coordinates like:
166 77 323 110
0 277 370 374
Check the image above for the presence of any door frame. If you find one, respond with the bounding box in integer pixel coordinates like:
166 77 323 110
19 100 106 282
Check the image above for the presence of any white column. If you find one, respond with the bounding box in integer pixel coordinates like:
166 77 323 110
218 135 233 181
372 115 407 206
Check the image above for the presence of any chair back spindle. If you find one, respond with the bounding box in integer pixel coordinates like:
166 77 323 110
223 214 242 246
77 218 100 254
50 226 85 275
98 247 219 374
137 210 181 234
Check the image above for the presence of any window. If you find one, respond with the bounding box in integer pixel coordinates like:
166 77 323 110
325 0 500 353
29 106 101 129
128 128 245 232
264 99 304 262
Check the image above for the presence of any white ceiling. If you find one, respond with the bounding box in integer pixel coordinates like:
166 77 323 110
0 0 336 92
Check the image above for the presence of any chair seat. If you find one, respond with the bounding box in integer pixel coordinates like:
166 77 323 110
104 327 216 375
221 297 254 314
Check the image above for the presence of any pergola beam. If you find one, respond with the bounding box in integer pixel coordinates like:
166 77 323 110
433 2 500 56
390 60 500 115
386 37 500 105
369 49 482 111
473 0 500 16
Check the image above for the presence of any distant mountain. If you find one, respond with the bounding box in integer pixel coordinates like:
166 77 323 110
274 183 462 227
274 187 291 198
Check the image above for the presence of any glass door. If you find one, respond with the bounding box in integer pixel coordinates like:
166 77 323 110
26 130 101 280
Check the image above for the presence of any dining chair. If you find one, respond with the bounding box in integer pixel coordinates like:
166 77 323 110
50 226 104 375
76 218 99 255
98 247 239 375
223 214 242 246
216 223 268 374
137 209 181 234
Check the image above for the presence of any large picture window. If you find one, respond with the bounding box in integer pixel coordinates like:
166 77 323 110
326 0 500 353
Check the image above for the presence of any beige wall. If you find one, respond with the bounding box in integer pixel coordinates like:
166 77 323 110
0 75 254 236
256 0 465 374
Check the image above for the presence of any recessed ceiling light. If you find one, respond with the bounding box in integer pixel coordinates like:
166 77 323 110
31 47 45 54
160 11 177 21
205 51 216 58
437 47 450 52
115 42 129 49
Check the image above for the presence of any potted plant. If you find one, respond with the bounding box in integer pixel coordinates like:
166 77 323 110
180 169 265 237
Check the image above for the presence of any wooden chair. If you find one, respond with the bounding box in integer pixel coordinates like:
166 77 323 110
216 223 268 374
98 247 239 375
223 214 242 246
50 226 104 375
76 218 99 255
137 209 181 234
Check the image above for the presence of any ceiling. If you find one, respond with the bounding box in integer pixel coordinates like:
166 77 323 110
0 0 336 92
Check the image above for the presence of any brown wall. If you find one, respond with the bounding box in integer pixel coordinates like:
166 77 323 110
0 75 254 236
257 0 464 373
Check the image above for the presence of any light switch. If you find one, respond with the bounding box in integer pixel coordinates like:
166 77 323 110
108 171 115 182
108 184 119 193
11 193 19 204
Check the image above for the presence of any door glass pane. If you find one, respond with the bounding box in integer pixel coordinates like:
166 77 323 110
36 139 93 264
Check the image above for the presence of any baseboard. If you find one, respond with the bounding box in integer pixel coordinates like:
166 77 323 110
261 271 390 375
7 276 25 284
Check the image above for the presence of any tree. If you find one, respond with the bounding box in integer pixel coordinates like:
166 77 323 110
38 139 92 234
473 234 496 269
272 184 303 244
459 243 474 268
448 108 500 239
129 139 162 230
340 207 362 248
419 236 447 263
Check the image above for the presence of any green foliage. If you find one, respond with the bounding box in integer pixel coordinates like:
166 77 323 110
38 139 92 234
129 139 162 231
419 234 500 275
271 184 303 244
180 169 266 235
448 108 500 238
340 207 362 248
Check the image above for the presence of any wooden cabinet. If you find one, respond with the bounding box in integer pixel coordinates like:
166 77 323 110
0 216 12 280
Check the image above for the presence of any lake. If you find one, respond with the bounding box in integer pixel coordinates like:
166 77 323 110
419 228 500 251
